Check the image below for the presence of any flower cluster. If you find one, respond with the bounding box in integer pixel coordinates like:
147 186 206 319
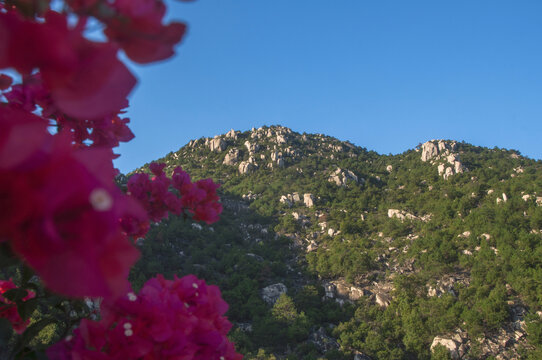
128 162 223 225
0 0 221 300
0 279 35 334
1 0 239 357
47 275 243 359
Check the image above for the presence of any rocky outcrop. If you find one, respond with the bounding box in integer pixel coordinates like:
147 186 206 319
244 140 259 155
270 150 285 168
420 140 466 179
238 161 255 174
387 209 417 221
421 141 439 162
427 274 470 298
329 168 361 187
437 154 465 179
208 137 226 152
323 279 364 301
223 148 239 165
225 129 238 140
387 209 431 222
303 193 315 207
308 327 339 353
431 334 466 360
430 314 529 360
261 283 287 305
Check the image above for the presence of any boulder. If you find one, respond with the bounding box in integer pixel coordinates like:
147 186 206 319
375 292 390 308
329 168 358 186
304 193 315 207
276 134 287 144
388 209 418 221
209 137 226 152
244 140 259 154
308 327 339 353
223 148 239 165
225 129 238 139
261 283 287 305
238 161 254 174
421 141 439 161
280 195 293 207
430 337 461 359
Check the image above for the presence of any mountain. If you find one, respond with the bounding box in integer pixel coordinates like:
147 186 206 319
128 125 542 360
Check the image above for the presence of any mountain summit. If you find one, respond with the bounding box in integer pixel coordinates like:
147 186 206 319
131 125 542 359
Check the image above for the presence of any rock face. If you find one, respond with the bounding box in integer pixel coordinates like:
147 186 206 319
427 274 470 298
238 161 255 174
244 140 259 155
323 279 364 301
420 140 466 179
329 168 360 186
208 137 226 152
225 129 238 139
387 209 417 221
308 327 339 353
261 283 287 305
421 141 439 162
270 150 285 168
387 209 431 222
223 148 239 165
431 336 464 359
304 193 315 207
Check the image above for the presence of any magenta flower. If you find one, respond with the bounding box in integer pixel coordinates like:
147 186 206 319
48 275 243 359
0 279 36 334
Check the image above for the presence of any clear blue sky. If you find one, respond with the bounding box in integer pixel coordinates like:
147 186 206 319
115 0 542 174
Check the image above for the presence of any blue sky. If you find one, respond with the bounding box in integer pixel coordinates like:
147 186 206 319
115 0 542 173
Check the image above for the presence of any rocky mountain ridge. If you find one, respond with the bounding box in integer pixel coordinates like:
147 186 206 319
132 125 542 360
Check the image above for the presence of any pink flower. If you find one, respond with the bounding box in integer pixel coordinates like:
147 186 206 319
0 279 36 334
104 0 187 64
1 107 144 298
0 74 12 90
128 164 222 225
0 10 136 119
48 275 243 359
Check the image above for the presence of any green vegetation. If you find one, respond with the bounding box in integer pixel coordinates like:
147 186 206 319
131 126 542 359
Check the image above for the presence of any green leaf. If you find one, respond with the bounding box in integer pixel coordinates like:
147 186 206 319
20 318 53 347
17 298 39 321
20 266 35 285
2 288 29 302
0 317 14 344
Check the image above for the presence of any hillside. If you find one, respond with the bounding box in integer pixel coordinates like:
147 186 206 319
128 125 542 360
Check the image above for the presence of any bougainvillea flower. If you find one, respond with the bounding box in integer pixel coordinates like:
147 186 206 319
127 163 222 225
0 279 36 334
0 110 144 298
0 73 12 90
0 105 49 171
104 0 187 63
8 142 141 298
0 10 135 119
47 275 243 359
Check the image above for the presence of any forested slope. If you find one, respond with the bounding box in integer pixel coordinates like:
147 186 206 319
129 125 542 359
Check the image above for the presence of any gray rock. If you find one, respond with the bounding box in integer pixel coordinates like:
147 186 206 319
421 141 439 161
261 283 287 305
430 336 461 359
308 327 339 352
209 137 226 152
223 148 240 165
238 161 254 174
